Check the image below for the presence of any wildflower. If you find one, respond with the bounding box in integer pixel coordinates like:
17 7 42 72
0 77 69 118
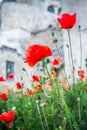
16 82 22 89
8 74 14 80
57 13 76 29
28 89 36 96
30 74 40 82
27 89 33 96
36 100 39 103
77 97 80 102
34 84 42 90
24 44 52 67
0 93 8 101
78 70 86 82
63 83 70 90
59 126 62 129
80 75 86 82
0 76 6 82
11 107 16 112
51 57 62 66
50 70 56 76
45 84 52 91
0 111 15 128
40 102 46 108
78 70 85 76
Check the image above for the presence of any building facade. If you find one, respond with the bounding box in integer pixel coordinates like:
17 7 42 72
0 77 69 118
61 0 87 76
0 0 64 82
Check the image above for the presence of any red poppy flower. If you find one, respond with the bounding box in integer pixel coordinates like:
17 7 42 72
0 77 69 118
51 57 62 66
0 111 15 123
80 75 86 82
78 70 85 76
24 44 52 67
0 76 6 82
34 84 42 90
31 74 40 82
0 93 8 101
8 74 14 80
57 13 76 29
28 89 36 96
16 82 22 89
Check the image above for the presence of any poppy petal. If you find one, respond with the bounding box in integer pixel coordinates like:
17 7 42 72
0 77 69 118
27 58 37 67
57 13 76 29
42 46 52 57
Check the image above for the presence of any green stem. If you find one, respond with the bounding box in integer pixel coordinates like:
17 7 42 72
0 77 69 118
42 60 50 78
67 46 72 71
45 64 50 78
42 108 50 130
68 29 75 85
78 101 81 123
22 68 30 81
36 103 45 130
78 26 82 69
59 89 77 130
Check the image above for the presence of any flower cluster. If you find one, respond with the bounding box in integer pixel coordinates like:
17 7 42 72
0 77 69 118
1 12 87 130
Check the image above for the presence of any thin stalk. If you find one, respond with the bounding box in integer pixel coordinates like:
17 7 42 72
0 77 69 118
25 70 30 80
36 103 45 130
22 68 30 81
78 101 81 123
45 64 50 78
42 60 51 78
67 45 72 71
78 26 82 69
51 31 69 83
59 89 77 130
42 108 50 130
68 29 75 85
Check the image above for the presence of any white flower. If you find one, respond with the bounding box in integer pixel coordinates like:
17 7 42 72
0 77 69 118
40 102 46 108
77 97 80 102
59 126 62 129
36 100 39 103
12 107 16 111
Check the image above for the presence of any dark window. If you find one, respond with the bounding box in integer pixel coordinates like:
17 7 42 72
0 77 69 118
58 7 62 15
48 5 54 13
85 58 87 68
6 61 14 80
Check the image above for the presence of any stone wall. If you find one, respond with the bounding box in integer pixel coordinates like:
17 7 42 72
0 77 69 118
30 28 63 51
60 0 87 75
61 0 87 29
0 45 35 88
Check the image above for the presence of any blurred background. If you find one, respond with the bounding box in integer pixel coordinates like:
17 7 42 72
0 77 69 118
0 0 87 84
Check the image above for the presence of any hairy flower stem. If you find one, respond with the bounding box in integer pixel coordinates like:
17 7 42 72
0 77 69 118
42 60 51 78
68 29 75 85
45 65 50 78
36 103 45 130
42 108 50 130
78 26 82 69
22 68 30 81
67 46 72 71
78 101 81 124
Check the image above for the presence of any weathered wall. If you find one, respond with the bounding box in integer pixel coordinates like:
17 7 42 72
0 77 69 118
60 0 87 75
